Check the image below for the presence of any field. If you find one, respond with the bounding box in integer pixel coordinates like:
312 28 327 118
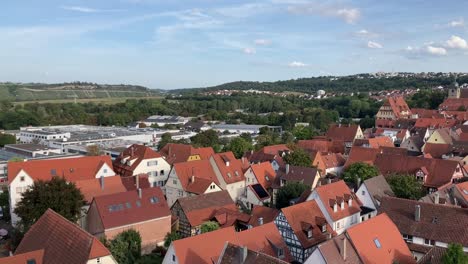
12 96 164 105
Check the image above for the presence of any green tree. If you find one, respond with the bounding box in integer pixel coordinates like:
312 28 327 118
225 137 253 158
281 131 295 144
14 177 85 230
190 130 219 148
9 157 24 162
0 188 10 221
276 182 309 209
292 125 314 140
157 132 173 150
109 230 142 264
387 174 424 200
283 148 311 167
200 221 220 233
442 243 468 264
164 231 181 248
0 133 16 147
342 162 379 186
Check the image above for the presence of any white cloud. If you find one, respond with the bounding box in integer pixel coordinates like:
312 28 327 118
288 61 307 67
243 47 256 54
61 6 99 13
287 3 361 24
448 18 464 27
254 39 271 46
445 35 468 50
426 45 447 55
354 29 378 38
367 40 383 49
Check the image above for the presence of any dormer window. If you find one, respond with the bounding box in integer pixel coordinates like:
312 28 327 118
20 176 25 182
340 201 344 210
333 203 337 212
277 248 284 259
348 198 352 206
321 224 326 233
307 229 313 239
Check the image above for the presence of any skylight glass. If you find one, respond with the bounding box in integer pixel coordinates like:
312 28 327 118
374 238 381 248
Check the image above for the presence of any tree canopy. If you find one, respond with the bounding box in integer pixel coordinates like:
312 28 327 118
164 231 181 248
276 182 309 209
387 174 425 200
342 162 379 186
0 133 16 147
105 230 142 264
442 243 468 264
14 176 85 230
200 221 220 233
225 137 253 159
283 148 312 167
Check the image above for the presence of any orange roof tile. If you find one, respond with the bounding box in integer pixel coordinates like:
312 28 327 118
0 249 44 264
414 118 457 129
383 96 412 119
173 159 220 194
250 162 276 189
314 180 362 221
321 152 346 169
326 124 360 142
422 143 452 159
75 176 127 204
159 143 214 165
8 156 114 183
248 205 279 227
92 187 170 229
212 152 245 184
346 213 415 264
353 137 394 148
454 181 468 202
113 144 161 177
15 209 111 264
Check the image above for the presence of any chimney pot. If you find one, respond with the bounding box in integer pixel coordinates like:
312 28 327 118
138 188 142 199
258 217 263 226
286 164 290 174
415 204 421 222
434 192 440 204
342 238 347 260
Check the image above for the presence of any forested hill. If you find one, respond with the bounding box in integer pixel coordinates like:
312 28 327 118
174 73 468 94
0 82 163 102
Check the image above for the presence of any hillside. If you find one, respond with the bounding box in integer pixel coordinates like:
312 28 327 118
173 72 468 94
0 82 163 102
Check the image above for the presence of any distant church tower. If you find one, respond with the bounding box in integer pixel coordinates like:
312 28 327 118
448 78 460 99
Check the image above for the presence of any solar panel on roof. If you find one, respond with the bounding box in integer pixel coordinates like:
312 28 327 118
252 184 269 199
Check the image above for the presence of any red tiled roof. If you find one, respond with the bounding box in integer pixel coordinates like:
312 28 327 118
75 176 126 204
248 205 279 227
422 143 452 159
246 144 290 165
113 144 161 177
414 118 457 129
326 124 360 142
173 159 220 194
159 143 214 165
8 156 114 183
321 152 346 169
120 174 151 191
384 96 412 119
281 200 335 248
15 209 111 264
316 234 361 264
379 197 468 246
439 98 468 111
250 162 276 189
411 108 439 118
344 147 380 168
171 223 292 264
314 180 362 221
212 152 245 184
353 137 394 148
346 213 415 264
92 187 170 229
0 249 44 264
454 181 468 202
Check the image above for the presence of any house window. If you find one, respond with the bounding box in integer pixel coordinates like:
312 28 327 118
403 234 413 243
172 255 176 262
424 239 435 246
277 248 284 259
147 160 158 166
97 258 101 263
20 176 25 182
321 225 326 233
103 169 108 173
307 229 313 238
160 170 165 175
361 190 365 195
16 187 22 193
336 222 340 229
173 179 177 185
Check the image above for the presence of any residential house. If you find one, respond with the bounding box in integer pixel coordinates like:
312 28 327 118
165 159 222 206
0 249 45 264
353 137 394 149
247 205 279 228
380 197 468 259
419 184 460 207
413 118 458 131
356 175 394 219
14 209 117 264
242 162 276 208
159 143 214 165
170 190 250 238
401 135 425 155
319 152 346 176
163 222 292 264
216 242 289 264
298 137 345 154
453 181 468 208
326 124 364 151
306 180 363 235
306 213 415 264
422 143 453 159
274 200 334 263
374 153 467 193
113 144 171 187
375 96 412 127
86 188 171 252
8 156 116 226
210 152 246 202
244 144 290 171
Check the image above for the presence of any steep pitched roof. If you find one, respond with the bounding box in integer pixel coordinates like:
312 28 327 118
374 154 462 189
171 223 292 264
120 174 151 191
250 162 277 189
422 143 452 159
326 124 360 142
346 213 415 264
248 205 279 227
316 234 362 264
454 181 468 203
353 137 394 148
246 144 290 165
321 152 346 169
417 246 447 264
173 159 220 194
344 147 380 168
159 143 214 165
313 180 362 221
217 243 289 264
362 175 394 206
384 96 412 118
439 98 468 111
379 197 468 246
75 176 126 204
92 187 170 229
414 118 457 129
0 249 44 264
113 144 162 177
15 209 111 264
277 165 320 187
212 152 245 184
297 138 345 154
281 200 334 248
8 156 114 183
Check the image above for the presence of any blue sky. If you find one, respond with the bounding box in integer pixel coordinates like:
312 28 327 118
1 0 468 89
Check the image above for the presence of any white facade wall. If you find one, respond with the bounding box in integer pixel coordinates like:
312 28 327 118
304 249 327 264
162 244 178 264
132 157 171 187
356 184 376 210
87 255 118 264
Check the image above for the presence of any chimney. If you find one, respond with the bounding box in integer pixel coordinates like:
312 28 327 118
138 188 142 199
258 217 263 226
136 174 140 189
100 175 104 190
286 164 290 174
356 177 361 189
415 205 421 222
434 192 440 204
341 238 347 260
191 175 195 183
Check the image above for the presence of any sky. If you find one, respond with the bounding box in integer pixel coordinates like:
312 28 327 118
1 0 468 89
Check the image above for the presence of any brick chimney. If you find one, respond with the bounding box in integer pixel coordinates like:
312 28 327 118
434 192 440 204
100 175 104 190
341 237 347 260
415 204 421 222
286 164 290 174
